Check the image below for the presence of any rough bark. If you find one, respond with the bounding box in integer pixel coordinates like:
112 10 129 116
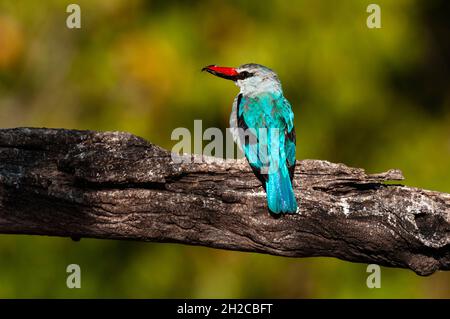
0 127 449 276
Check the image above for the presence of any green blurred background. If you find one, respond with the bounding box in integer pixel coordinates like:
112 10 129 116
0 0 449 298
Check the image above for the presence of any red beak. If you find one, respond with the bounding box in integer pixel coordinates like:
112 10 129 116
202 65 239 80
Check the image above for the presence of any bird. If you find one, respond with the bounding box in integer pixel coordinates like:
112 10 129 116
202 63 298 214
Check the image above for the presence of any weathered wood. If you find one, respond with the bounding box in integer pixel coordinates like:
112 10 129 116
0 127 449 276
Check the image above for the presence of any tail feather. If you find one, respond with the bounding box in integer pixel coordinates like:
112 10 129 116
266 169 297 214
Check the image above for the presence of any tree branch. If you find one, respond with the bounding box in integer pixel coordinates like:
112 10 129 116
0 128 449 276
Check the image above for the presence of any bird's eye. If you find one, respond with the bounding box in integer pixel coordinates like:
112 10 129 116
238 71 253 79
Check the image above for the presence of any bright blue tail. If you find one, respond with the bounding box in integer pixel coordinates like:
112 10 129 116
265 169 298 214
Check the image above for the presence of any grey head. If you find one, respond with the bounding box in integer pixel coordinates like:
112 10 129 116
235 63 283 96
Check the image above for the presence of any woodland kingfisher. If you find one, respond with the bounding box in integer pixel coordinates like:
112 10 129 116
202 63 298 214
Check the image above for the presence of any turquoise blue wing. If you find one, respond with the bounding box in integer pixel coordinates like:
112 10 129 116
236 92 297 213
237 92 296 182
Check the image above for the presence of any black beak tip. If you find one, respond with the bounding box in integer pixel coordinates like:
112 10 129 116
201 65 215 72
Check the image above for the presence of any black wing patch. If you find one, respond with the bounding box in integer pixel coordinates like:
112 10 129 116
285 126 296 182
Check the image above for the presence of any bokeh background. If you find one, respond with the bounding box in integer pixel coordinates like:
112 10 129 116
0 0 449 298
